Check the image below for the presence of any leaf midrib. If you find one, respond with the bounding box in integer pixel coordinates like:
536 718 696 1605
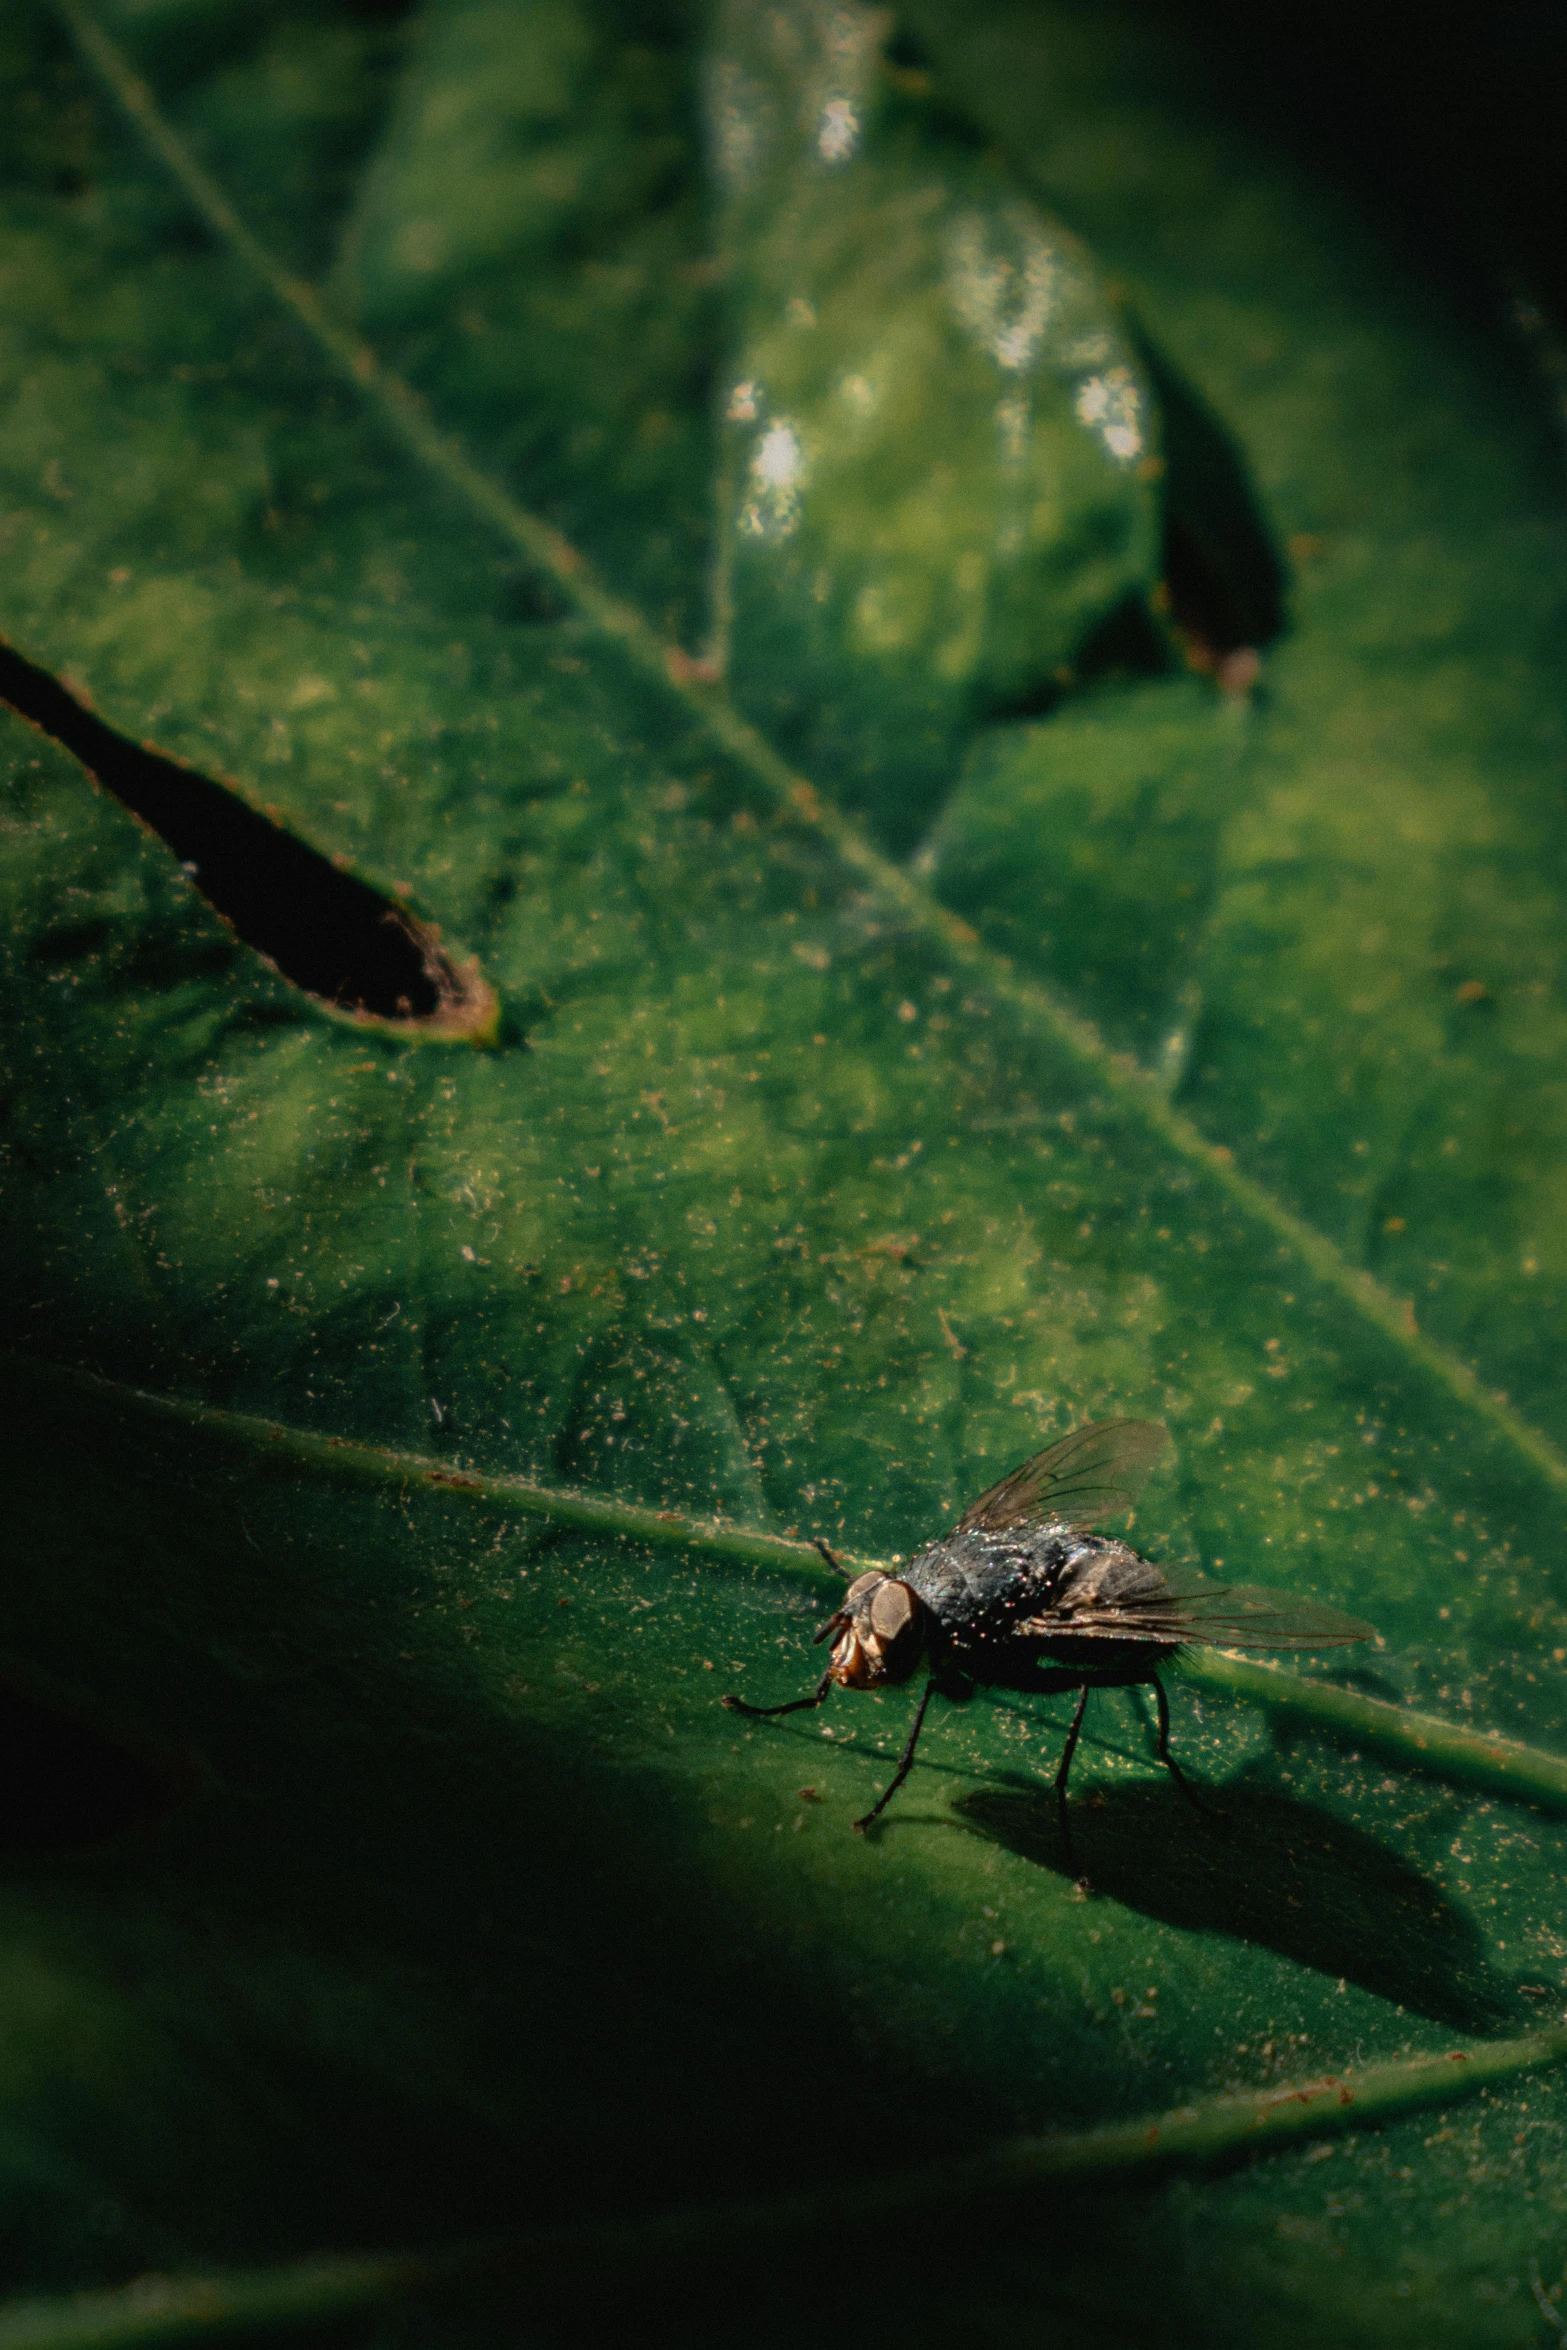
14 1350 1567 1815
1 2019 1564 2348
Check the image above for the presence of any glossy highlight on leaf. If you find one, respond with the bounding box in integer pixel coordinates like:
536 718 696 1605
709 0 1159 847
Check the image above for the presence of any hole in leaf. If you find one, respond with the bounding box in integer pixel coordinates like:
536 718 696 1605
0 638 499 1041
1136 333 1289 670
0 1671 198 1855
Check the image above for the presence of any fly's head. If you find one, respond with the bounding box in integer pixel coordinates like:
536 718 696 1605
818 1570 927 1689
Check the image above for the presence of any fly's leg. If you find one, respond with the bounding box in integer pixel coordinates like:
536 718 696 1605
1054 1683 1092 1887
814 1537 845 1575
722 1667 834 1721
1151 1674 1224 1824
853 1676 944 1834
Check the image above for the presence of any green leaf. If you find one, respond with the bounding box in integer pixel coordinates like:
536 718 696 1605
5 2 1567 2342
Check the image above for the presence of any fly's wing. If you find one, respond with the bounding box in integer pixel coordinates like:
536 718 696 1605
1016 1565 1375 1650
956 1419 1169 1536
1165 1579 1376 1651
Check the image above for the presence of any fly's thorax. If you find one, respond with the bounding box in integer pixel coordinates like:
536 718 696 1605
823 1570 927 1689
903 1523 1079 1637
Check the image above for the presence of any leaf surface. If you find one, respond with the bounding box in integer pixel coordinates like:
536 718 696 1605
4 3 1567 2342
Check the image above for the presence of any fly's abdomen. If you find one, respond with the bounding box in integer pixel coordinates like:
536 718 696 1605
1031 1541 1185 1675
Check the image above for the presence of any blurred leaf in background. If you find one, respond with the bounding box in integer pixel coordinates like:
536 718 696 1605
4 0 1567 2343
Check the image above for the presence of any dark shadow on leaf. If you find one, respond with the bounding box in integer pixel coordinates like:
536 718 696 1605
959 1763 1518 2035
0 1374 1023 2262
0 1671 197 1855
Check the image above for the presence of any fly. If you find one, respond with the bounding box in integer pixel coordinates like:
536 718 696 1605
722 1419 1374 1884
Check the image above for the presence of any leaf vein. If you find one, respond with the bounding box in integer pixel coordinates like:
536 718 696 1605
51 0 1567 1506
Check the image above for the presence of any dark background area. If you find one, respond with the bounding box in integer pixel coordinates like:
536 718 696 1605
1170 0 1567 341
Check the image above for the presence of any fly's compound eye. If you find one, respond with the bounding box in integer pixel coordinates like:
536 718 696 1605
829 1575 925 1689
866 1577 925 1679
869 1577 916 1644
844 1571 885 1603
